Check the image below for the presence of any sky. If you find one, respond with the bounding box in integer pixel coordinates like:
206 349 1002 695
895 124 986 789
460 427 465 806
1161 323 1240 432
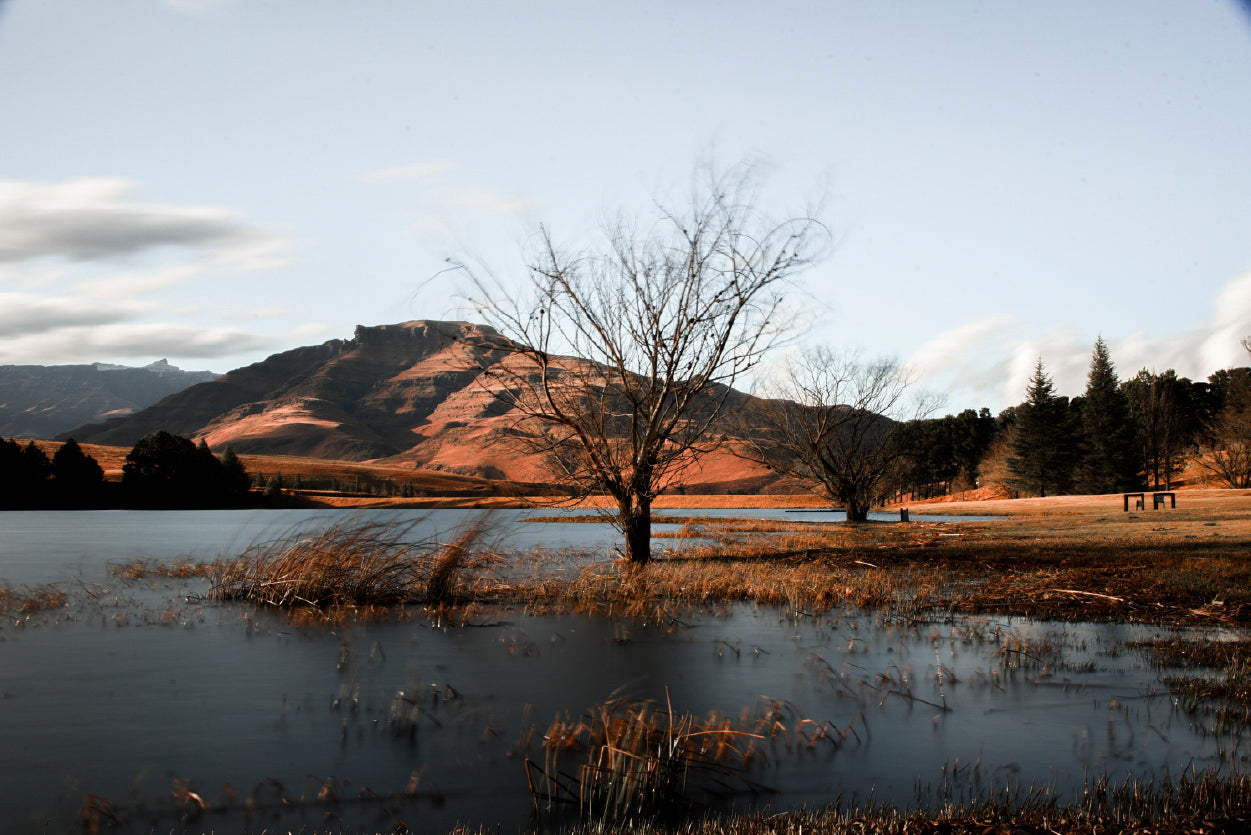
2 0 1250 414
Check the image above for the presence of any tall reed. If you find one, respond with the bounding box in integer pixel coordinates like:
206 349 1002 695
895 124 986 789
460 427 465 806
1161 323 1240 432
526 694 848 825
208 516 499 609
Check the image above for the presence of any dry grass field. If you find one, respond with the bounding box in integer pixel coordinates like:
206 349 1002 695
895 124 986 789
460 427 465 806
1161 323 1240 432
507 488 1251 628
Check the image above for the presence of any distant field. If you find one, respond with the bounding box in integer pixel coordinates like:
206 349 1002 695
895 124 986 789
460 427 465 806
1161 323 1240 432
902 487 1251 518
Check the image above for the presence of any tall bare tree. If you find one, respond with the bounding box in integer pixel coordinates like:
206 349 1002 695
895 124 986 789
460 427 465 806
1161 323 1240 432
461 163 827 564
743 347 937 522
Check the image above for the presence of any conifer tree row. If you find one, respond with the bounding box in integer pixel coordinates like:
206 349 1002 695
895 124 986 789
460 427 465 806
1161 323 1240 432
894 338 1249 500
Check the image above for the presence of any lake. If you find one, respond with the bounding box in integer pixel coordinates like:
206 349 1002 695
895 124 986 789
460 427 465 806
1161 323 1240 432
0 509 1243 834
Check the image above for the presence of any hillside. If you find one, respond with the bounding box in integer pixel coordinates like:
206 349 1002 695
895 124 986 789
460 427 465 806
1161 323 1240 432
67 321 794 494
0 360 218 439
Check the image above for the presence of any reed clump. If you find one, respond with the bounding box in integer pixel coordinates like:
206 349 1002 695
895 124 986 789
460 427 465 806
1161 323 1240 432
207 517 500 610
111 559 211 579
1135 638 1251 733
0 583 68 616
520 556 946 623
528 695 806 824
1130 637 1251 670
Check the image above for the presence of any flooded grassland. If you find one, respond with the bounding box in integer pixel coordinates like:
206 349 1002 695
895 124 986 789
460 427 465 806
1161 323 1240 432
2 500 1250 834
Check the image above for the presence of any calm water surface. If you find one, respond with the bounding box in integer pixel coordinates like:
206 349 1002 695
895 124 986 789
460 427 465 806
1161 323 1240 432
0 510 1241 834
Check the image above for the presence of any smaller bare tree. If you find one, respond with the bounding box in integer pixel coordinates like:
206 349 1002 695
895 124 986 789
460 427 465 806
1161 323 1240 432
744 347 938 522
973 432 1021 499
1197 338 1251 488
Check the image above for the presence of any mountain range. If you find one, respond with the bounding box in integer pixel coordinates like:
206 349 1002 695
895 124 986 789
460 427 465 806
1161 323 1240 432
64 321 787 493
0 360 218 440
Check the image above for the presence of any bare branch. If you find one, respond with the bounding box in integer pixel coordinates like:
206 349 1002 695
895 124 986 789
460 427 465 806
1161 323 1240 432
455 161 829 562
741 347 938 523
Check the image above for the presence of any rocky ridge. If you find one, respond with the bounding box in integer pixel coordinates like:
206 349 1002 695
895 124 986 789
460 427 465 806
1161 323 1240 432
0 360 218 439
67 320 786 491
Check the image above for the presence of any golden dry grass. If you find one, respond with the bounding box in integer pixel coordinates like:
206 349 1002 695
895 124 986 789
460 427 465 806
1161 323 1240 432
207 517 499 610
510 489 1251 627
0 584 68 617
902 486 1251 517
532 696 764 822
529 694 859 825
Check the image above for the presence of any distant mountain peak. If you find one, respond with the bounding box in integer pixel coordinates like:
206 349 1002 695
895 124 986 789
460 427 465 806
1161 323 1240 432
1 361 219 439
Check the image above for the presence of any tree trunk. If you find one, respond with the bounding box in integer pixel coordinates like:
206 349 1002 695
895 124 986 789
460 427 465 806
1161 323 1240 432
620 499 652 565
841 485 870 524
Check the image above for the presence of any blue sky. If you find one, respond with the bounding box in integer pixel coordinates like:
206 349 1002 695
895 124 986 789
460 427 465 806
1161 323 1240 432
2 0 1249 413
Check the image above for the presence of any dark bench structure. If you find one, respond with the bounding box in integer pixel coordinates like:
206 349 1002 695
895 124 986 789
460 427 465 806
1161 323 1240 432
1124 491 1176 511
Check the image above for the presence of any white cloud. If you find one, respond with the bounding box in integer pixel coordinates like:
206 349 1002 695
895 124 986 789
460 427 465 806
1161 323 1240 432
0 292 150 338
0 289 274 365
0 322 274 365
72 263 203 300
910 270 1251 412
0 178 299 367
1197 271 1251 373
0 178 290 270
906 315 1011 380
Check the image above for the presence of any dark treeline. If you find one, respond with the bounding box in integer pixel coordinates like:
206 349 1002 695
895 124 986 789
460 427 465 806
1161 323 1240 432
0 430 252 510
888 338 1251 500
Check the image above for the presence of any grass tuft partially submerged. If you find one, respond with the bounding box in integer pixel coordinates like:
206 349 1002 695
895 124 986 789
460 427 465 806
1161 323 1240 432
0 584 68 616
527 694 853 825
207 517 500 610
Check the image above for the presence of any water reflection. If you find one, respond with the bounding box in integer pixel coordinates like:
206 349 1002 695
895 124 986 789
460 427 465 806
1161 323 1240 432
0 507 994 587
2 589 1244 833
0 510 1242 833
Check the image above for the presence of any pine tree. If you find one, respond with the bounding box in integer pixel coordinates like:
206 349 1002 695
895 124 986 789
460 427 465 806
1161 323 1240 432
1007 359 1077 497
218 446 251 496
263 473 284 498
0 438 51 508
1075 338 1138 493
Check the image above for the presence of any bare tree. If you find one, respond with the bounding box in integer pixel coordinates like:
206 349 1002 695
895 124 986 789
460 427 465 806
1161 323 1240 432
975 431 1022 499
743 347 937 522
1199 404 1251 487
1197 338 1251 488
460 163 827 564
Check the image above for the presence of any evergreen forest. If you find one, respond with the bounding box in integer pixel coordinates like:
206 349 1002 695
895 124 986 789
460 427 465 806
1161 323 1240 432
891 339 1251 501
